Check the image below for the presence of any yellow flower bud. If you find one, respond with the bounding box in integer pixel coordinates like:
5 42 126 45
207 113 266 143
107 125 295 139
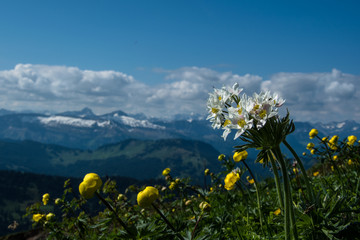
273 208 281 216
169 181 176 190
233 150 248 162
224 172 240 190
199 201 211 211
218 154 225 161
42 193 50 205
313 171 319 177
204 169 210 176
46 213 55 221
246 176 255 184
117 194 127 201
348 159 352 165
328 135 339 150
347 135 357 146
309 129 318 139
32 213 44 222
306 143 315 150
162 168 171 176
310 149 315 155
54 198 62 205
79 173 102 199
137 186 159 208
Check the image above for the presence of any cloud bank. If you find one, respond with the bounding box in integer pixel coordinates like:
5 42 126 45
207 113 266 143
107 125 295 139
0 64 359 122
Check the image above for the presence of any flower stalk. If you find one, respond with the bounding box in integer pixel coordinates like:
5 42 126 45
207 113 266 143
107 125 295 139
152 203 185 240
95 192 135 237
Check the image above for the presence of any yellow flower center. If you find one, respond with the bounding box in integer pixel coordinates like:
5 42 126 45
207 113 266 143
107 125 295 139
238 108 242 115
211 108 219 114
223 119 231 127
259 109 267 119
237 119 246 128
218 96 222 101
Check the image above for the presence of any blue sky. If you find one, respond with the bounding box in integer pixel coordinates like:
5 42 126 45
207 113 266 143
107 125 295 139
0 1 359 122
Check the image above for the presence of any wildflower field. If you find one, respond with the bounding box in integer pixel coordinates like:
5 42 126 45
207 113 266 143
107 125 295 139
26 84 360 239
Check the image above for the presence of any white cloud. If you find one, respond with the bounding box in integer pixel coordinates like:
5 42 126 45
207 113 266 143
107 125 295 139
0 64 359 123
261 69 360 122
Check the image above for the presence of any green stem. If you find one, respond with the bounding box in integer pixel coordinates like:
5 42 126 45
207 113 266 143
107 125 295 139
283 140 314 203
95 192 136 238
268 150 284 209
152 203 185 240
274 147 298 240
242 160 265 236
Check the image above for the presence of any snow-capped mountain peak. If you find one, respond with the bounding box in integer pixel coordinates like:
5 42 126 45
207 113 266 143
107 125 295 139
38 116 110 128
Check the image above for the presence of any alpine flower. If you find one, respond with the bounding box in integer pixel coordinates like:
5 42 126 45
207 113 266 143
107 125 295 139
137 186 159 207
32 214 44 222
309 129 318 139
274 208 281 216
306 143 315 150
224 170 240 190
347 135 357 146
46 213 55 221
42 193 50 205
328 135 339 150
233 150 248 162
162 168 171 176
79 173 102 199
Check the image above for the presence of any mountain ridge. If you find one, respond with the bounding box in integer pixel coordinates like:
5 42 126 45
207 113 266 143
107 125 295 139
0 107 358 158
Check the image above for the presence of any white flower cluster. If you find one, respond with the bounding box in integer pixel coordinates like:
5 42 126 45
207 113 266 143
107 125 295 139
206 83 285 140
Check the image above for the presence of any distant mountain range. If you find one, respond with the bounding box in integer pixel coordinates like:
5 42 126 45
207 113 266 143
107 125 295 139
0 138 220 182
0 107 359 152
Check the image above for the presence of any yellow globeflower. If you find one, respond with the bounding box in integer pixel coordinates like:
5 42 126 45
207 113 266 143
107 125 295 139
233 150 248 162
246 176 255 184
273 208 281 216
347 135 357 146
46 213 55 221
348 159 352 165
309 129 318 139
310 149 315 155
54 198 62 205
313 171 320 177
79 173 102 199
137 186 159 207
162 168 171 176
42 193 50 205
204 169 210 176
169 181 176 190
333 155 338 161
306 143 315 150
117 193 127 201
328 135 339 150
199 201 211 212
224 172 240 190
32 213 44 222
218 154 226 161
